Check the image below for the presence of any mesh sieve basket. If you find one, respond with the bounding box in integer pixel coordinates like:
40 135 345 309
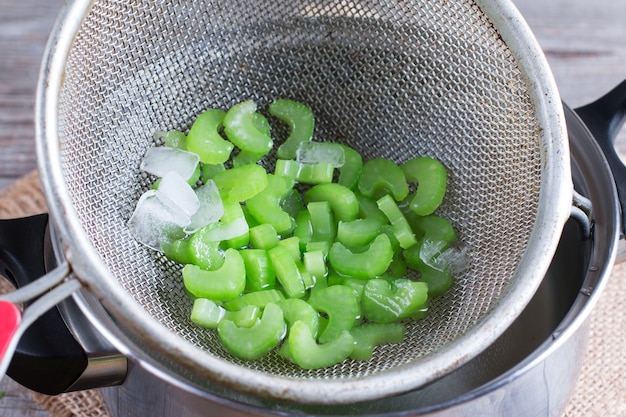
35 0 572 404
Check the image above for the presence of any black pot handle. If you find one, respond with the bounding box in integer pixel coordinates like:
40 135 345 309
0 214 128 395
0 214 89 394
575 79 626 237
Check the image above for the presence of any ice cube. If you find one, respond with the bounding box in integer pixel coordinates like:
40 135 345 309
436 246 469 275
296 142 345 167
420 239 469 274
128 190 191 250
140 146 200 181
156 172 200 217
419 239 448 269
185 180 224 233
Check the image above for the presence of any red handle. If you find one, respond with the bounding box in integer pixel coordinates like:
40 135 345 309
0 300 21 360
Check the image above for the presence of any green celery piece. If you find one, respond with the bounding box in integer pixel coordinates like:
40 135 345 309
268 244 306 298
246 174 295 235
280 188 304 219
212 163 268 205
305 240 330 257
274 159 299 178
190 298 224 329
268 99 315 160
182 248 246 300
189 240 224 271
232 113 271 167
275 159 334 184
201 163 226 183
186 109 234 164
303 250 326 279
278 339 293 362
362 278 428 323
401 157 447 216
310 273 328 294
223 100 273 155
218 303 286 361
327 272 367 302
411 215 458 243
356 193 389 225
376 194 417 249
358 158 409 201
419 265 452 298
380 224 408 278
241 204 260 228
288 321 354 369
293 210 312 250
328 234 394 279
224 304 262 328
388 250 408 278
223 289 285 311
278 298 320 337
163 232 224 271
336 218 383 249
249 223 279 249
337 144 363 190
304 183 359 222
187 164 201 186
232 150 263 167
277 295 321 363
379 223 402 253
298 261 315 290
252 111 271 136
220 201 250 249
277 236 301 261
308 285 361 343
191 299 261 329
160 129 187 150
240 249 276 292
307 201 337 244
349 322 404 361
161 238 196 265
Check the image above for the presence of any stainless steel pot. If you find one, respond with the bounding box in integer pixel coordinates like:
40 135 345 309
94 93 626 416
2 82 622 416
0 0 623 412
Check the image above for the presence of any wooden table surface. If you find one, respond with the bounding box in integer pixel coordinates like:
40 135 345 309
1 0 625 416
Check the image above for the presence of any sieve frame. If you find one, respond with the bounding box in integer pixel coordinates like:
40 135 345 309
35 0 572 404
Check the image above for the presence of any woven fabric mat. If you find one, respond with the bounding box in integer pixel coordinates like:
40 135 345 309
1 171 625 417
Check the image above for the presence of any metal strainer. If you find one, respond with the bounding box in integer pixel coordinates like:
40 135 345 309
6 0 573 405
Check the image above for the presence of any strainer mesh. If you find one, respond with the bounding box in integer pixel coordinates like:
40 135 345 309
57 0 541 380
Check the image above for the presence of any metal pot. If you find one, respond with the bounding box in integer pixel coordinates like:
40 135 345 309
6 0 577 404
95 89 626 416
1 81 624 416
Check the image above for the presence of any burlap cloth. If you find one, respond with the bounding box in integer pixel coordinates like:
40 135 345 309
0 171 624 417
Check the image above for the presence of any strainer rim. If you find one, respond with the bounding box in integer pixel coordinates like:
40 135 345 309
35 0 572 404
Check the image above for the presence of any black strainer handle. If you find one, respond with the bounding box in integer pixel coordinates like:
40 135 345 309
575 79 626 237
